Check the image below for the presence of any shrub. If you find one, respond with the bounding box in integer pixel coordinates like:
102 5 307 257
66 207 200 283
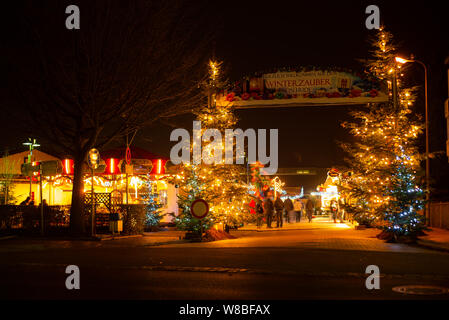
119 204 146 235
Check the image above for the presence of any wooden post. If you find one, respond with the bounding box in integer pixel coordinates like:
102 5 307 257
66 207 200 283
40 164 44 235
126 173 129 204
91 168 95 237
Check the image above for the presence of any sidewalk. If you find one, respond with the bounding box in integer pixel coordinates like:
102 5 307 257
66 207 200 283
237 217 449 253
416 227 449 252
240 216 351 231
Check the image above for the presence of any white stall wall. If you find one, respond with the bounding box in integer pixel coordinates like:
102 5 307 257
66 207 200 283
161 183 178 223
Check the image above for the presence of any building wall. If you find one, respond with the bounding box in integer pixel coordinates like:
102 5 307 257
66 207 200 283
161 183 178 223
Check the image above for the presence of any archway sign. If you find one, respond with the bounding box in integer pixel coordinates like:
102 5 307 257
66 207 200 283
217 68 388 108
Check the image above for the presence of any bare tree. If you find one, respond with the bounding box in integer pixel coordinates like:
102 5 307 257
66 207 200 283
7 1 214 234
0 151 18 204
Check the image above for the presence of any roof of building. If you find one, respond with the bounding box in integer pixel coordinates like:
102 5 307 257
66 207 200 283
0 150 60 175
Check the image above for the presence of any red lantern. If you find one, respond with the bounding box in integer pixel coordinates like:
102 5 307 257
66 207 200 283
106 158 120 175
62 159 74 175
150 159 166 175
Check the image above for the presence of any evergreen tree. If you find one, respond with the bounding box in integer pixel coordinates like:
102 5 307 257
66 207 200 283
340 27 426 240
143 178 164 228
169 61 250 233
170 163 216 234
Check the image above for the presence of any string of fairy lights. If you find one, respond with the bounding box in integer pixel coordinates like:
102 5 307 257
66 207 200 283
169 60 269 226
339 26 425 235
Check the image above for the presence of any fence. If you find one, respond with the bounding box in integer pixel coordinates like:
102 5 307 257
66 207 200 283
0 205 71 234
0 204 146 235
430 202 449 229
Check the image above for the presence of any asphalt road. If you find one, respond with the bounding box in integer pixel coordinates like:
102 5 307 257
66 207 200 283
1 224 449 300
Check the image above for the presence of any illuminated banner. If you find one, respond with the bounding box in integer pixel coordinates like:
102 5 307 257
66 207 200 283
217 69 388 108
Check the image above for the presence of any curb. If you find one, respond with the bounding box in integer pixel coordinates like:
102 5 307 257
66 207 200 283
237 224 354 232
236 228 305 232
0 234 143 241
416 239 449 253
97 234 144 241
0 235 17 241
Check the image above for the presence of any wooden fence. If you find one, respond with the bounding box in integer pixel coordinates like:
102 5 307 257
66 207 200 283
0 204 146 235
430 202 449 229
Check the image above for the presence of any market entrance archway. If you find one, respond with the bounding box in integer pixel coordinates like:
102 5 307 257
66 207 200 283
218 68 388 218
218 68 388 109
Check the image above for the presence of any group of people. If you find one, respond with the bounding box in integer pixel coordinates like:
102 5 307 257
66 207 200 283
255 194 315 228
19 196 35 206
19 197 49 207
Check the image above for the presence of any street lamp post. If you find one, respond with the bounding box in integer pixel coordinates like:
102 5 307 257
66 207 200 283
39 163 44 235
88 148 100 237
395 56 430 224
22 138 40 198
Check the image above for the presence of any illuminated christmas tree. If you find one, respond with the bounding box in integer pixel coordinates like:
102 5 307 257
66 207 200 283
169 61 250 234
143 178 164 228
340 27 426 240
170 165 215 233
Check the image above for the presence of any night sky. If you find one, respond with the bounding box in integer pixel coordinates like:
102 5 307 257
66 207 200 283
1 0 448 193
134 0 449 192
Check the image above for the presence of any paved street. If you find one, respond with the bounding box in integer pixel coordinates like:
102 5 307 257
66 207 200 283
1 218 449 300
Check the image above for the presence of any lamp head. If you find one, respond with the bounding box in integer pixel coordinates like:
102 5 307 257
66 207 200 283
23 138 40 148
395 57 410 64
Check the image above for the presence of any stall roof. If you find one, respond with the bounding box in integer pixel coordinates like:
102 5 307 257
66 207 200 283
0 150 60 175
100 146 168 161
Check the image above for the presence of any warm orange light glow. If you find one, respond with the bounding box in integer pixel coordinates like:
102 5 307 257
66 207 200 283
32 161 40 176
150 159 165 175
63 159 74 175
395 57 409 64
107 158 119 174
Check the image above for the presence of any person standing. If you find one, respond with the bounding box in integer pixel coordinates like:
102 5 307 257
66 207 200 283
256 198 264 228
284 197 294 223
338 198 345 222
293 198 303 222
330 199 338 223
264 196 274 228
306 198 314 223
274 195 284 228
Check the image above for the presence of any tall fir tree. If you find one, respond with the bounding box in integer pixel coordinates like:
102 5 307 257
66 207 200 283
339 26 426 240
169 61 250 234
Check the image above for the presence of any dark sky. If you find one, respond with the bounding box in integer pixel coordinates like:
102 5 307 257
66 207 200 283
136 0 449 165
1 0 448 192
